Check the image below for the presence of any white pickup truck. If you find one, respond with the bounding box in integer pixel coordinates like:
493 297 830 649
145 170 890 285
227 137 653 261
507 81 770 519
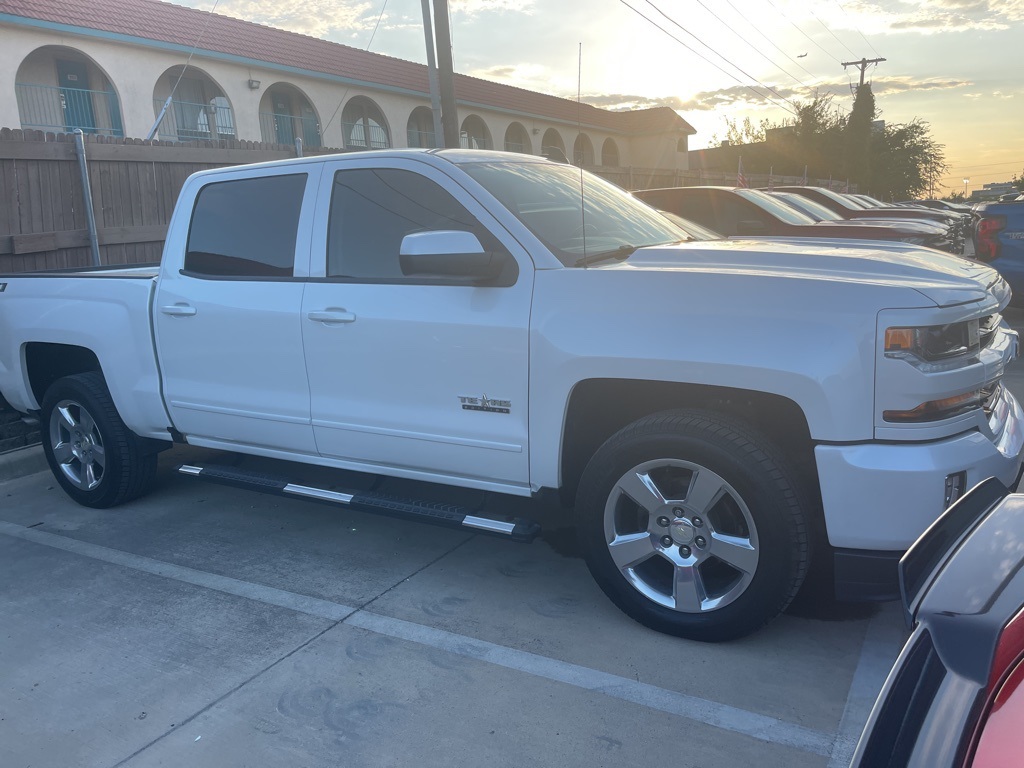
2 149 1022 641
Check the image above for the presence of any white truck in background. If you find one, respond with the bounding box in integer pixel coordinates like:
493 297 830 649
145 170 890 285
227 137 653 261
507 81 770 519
1 149 1021 641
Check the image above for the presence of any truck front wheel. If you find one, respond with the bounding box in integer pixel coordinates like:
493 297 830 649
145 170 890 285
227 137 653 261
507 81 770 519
575 409 811 642
41 372 157 508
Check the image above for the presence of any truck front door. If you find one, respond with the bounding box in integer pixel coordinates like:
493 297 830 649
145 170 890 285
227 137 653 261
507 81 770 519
301 158 533 490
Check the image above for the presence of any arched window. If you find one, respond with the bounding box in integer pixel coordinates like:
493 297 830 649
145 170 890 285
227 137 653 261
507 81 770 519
573 133 595 167
152 65 233 141
16 46 124 136
504 122 532 154
541 128 566 162
460 114 492 149
602 138 620 167
259 83 321 148
342 96 391 149
407 106 436 148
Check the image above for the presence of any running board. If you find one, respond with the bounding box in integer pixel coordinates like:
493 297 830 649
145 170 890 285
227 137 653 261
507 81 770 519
177 464 541 543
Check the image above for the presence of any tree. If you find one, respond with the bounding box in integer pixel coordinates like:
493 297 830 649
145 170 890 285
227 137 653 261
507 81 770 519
1013 168 1024 192
869 119 948 200
842 84 875 191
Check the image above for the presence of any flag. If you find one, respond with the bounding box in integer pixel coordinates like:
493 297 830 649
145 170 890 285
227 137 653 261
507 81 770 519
768 166 774 191
801 164 808 186
737 157 749 188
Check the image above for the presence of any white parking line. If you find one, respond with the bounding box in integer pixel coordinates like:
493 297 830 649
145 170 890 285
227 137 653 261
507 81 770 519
826 602 908 767
1 520 834 757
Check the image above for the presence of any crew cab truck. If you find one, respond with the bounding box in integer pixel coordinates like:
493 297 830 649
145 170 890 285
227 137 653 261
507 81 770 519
1 149 1022 642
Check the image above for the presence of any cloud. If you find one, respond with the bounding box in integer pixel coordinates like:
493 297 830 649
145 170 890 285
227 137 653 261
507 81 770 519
177 0 376 39
837 0 1024 34
451 0 535 13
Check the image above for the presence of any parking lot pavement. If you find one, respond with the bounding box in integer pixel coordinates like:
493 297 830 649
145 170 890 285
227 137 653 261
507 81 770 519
12 305 1024 768
1 450 907 768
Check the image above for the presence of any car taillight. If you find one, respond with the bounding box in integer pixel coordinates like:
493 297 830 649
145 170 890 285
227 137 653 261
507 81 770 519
975 216 1006 262
965 605 1024 767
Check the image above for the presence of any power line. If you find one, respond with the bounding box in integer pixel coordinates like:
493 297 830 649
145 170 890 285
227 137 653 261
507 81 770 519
721 0 822 84
761 0 842 64
808 7 858 58
321 0 391 135
635 0 800 113
946 160 1024 172
688 0 817 94
616 0 799 115
834 1 880 58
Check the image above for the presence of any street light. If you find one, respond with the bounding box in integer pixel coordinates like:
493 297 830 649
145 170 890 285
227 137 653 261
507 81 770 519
963 177 970 198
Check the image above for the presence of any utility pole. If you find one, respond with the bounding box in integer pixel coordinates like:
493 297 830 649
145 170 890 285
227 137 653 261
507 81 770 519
419 0 444 147
431 0 460 149
841 57 886 87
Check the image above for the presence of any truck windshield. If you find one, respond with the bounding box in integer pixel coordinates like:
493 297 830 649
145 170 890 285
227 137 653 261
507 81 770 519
459 161 686 266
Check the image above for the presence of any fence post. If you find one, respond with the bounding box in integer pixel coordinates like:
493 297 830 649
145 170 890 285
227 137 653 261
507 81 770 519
294 137 303 158
73 129 101 267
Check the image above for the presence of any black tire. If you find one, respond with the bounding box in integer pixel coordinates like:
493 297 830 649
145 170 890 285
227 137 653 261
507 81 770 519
575 409 811 642
41 372 157 508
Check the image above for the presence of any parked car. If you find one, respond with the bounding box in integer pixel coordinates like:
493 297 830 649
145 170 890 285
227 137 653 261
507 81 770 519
775 186 969 250
902 199 975 216
973 197 1024 302
767 190 953 247
850 478 1024 767
1 149 1021 642
633 186 954 251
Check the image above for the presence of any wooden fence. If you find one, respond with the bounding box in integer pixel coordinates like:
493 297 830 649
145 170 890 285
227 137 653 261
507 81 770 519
0 128 344 273
1 128 845 275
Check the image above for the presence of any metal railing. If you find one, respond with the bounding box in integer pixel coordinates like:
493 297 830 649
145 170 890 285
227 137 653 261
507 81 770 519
342 121 390 149
16 83 124 137
259 112 321 148
407 128 436 148
504 141 528 153
152 98 236 142
460 134 492 150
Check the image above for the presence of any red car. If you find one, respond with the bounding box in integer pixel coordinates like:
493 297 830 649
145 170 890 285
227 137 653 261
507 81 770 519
851 478 1024 767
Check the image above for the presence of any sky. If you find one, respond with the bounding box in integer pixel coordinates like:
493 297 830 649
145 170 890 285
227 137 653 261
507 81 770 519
175 0 1023 195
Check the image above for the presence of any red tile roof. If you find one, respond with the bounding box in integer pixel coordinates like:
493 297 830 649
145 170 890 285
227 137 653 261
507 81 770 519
0 0 695 134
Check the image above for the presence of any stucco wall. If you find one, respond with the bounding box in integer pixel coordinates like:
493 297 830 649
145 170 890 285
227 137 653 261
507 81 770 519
2 22 701 170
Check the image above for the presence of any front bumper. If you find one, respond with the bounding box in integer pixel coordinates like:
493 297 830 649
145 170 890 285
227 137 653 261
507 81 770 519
816 386 1024 551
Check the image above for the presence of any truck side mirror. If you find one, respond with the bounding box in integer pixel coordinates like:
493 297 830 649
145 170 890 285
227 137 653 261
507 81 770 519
399 231 514 284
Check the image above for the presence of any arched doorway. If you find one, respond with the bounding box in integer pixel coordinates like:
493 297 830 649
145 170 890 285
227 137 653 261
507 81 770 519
407 106 436 148
342 96 391 149
573 133 595 166
504 122 532 154
602 138 620 167
259 83 321 148
152 66 234 141
15 46 124 136
541 128 566 162
460 115 492 149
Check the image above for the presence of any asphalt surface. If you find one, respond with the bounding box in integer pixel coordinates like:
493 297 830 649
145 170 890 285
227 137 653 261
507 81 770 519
2 307 1022 768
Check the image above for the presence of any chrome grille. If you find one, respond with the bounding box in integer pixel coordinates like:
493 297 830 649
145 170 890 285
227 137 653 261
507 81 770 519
980 314 1000 350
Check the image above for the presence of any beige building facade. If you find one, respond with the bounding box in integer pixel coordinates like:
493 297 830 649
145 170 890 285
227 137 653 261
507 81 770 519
0 1 694 173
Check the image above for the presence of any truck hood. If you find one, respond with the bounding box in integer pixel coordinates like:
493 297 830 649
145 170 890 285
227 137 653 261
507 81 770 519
603 238 1008 308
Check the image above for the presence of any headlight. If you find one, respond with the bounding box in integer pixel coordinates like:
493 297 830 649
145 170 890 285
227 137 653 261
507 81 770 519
885 321 981 370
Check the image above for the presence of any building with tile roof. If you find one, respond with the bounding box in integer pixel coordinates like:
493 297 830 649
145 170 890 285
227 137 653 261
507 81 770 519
0 0 696 172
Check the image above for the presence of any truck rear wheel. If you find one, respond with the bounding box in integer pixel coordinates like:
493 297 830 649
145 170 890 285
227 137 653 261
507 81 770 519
41 372 157 508
575 409 810 642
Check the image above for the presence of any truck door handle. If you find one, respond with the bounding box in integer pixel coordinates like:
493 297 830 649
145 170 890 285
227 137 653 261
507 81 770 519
307 309 357 325
161 304 197 317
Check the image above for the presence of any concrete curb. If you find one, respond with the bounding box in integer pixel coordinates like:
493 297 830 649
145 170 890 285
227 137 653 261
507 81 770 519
0 445 48 483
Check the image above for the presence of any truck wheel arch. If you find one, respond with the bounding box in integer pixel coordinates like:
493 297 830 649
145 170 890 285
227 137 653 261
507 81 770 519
560 379 819 509
24 342 103 410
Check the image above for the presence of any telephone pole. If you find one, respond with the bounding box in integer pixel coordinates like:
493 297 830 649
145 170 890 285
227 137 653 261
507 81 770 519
841 57 886 87
431 0 460 149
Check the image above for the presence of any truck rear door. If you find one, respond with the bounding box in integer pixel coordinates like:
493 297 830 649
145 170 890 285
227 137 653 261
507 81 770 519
154 165 320 454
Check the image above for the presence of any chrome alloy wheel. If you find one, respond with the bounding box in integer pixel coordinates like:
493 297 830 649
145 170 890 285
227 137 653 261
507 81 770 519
49 399 106 491
603 458 759 613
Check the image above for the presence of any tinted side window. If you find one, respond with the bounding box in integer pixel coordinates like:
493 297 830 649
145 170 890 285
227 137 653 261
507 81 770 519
186 174 305 277
326 168 488 279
